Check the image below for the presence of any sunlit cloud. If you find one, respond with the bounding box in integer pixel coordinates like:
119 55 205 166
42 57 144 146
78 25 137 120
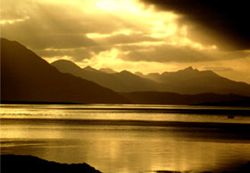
1 0 216 51
95 0 142 13
1 0 250 83
37 47 94 62
86 29 138 40
0 16 30 25
82 48 177 74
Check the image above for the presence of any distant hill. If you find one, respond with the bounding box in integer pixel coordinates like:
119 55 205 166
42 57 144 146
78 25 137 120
1 38 127 103
52 60 250 96
146 67 250 95
99 68 116 74
2 38 249 106
52 60 159 92
122 92 250 107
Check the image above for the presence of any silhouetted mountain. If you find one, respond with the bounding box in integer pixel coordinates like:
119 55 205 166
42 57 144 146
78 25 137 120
122 92 250 106
1 38 127 103
147 67 250 95
1 155 101 173
50 59 83 75
99 68 116 74
52 60 159 92
52 60 250 96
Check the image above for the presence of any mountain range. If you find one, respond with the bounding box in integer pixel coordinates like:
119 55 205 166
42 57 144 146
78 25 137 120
52 60 159 92
1 38 250 105
1 38 127 103
52 60 250 96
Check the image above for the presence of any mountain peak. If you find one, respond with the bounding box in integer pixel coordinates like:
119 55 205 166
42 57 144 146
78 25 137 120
100 68 116 74
83 66 97 71
51 60 82 74
2 38 127 103
52 59 78 67
186 66 194 70
119 70 132 75
135 71 144 77
182 66 198 72
173 66 200 75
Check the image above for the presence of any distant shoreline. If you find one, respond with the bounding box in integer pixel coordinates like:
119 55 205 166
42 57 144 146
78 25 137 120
1 102 250 116
1 100 250 108
1 118 250 130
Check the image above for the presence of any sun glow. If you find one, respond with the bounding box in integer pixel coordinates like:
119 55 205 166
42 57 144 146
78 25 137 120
82 48 176 74
85 48 123 69
96 0 141 13
36 0 220 72
86 29 135 39
3 0 239 80
35 0 212 51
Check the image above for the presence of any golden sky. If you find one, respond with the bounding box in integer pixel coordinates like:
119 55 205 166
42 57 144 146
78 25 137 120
1 0 250 83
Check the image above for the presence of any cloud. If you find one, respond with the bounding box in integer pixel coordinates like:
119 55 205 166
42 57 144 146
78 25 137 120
120 44 213 63
88 32 159 46
0 16 30 25
117 42 250 63
82 48 174 73
195 56 250 83
202 66 234 72
1 1 136 50
141 0 250 50
1 4 94 49
1 0 250 83
36 48 93 62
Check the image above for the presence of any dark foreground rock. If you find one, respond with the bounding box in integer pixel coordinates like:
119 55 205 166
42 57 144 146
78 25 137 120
1 155 101 173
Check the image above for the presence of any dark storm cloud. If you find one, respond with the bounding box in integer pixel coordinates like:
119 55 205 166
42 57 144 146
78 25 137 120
141 0 250 50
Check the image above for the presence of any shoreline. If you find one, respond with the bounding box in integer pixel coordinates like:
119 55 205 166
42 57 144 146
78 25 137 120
1 154 250 173
1 104 250 115
1 101 250 108
1 118 250 128
1 154 101 173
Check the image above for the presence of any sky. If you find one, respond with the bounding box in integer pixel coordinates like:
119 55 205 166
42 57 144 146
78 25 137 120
1 0 250 83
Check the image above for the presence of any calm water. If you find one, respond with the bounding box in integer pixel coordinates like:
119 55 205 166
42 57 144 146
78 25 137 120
1 104 250 173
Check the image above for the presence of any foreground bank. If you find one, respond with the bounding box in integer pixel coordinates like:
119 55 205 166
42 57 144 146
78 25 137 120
1 155 101 173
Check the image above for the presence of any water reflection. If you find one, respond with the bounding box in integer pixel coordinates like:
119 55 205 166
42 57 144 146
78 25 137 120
1 122 250 173
1 104 250 173
1 104 250 123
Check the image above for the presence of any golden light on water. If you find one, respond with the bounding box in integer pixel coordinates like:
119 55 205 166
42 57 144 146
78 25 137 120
1 104 250 173
1 1 250 173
